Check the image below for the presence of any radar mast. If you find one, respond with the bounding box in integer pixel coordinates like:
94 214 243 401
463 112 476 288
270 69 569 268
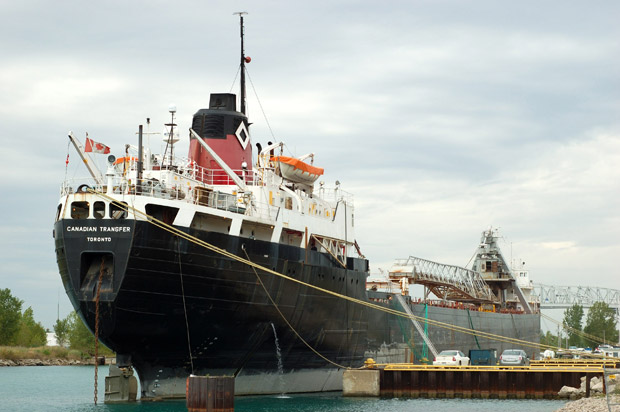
234 11 249 115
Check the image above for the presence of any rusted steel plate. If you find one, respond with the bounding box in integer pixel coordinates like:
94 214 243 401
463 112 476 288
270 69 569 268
379 368 604 399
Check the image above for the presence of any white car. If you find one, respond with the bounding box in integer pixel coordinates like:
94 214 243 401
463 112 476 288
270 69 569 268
433 350 470 366
499 349 530 366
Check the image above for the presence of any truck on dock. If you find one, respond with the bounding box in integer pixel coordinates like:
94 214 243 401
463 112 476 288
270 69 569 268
469 349 498 365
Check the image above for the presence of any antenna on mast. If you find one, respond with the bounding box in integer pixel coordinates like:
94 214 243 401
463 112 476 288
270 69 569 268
234 11 249 115
163 104 177 168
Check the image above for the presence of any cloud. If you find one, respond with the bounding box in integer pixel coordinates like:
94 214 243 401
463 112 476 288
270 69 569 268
538 241 577 251
353 131 620 287
3 62 124 109
1 0 619 330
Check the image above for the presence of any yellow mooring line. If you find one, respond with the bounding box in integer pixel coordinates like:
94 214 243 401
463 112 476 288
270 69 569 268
85 189 615 362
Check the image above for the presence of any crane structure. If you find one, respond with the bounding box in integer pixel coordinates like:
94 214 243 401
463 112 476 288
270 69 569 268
387 228 536 314
390 256 496 303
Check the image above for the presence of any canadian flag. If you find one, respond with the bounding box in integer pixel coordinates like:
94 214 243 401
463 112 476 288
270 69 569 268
84 137 111 154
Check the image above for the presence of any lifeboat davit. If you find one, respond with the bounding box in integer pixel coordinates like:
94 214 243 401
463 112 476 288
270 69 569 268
274 156 324 185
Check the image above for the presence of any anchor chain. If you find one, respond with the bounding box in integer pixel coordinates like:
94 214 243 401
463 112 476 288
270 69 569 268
94 257 105 405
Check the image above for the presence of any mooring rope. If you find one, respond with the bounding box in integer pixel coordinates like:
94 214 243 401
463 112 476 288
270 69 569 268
541 313 615 347
94 257 105 405
86 189 610 358
178 239 195 373
467 310 481 350
242 247 356 370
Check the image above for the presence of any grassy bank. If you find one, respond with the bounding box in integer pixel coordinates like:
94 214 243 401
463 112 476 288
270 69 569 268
0 345 89 361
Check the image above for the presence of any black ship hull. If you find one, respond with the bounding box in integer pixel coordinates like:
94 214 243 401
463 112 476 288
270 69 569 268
54 218 540 398
55 218 371 396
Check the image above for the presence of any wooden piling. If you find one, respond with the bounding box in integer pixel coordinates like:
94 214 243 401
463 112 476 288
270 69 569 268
186 376 234 412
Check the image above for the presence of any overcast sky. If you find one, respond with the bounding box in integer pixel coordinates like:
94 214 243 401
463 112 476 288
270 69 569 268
1 1 618 330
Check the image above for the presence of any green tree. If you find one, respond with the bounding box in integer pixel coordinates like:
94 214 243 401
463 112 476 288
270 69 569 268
540 330 559 348
0 288 23 345
67 311 96 354
563 304 584 347
15 307 47 347
54 316 70 347
583 301 619 347
65 311 114 357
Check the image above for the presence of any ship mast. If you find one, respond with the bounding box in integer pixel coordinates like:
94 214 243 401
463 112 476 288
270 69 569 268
235 11 248 115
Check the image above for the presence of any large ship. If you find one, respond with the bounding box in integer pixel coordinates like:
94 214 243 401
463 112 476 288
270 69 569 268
53 16 540 399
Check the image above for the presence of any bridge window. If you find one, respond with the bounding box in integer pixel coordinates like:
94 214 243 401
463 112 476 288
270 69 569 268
145 204 179 225
110 202 128 219
71 201 89 219
93 202 105 219
191 212 231 233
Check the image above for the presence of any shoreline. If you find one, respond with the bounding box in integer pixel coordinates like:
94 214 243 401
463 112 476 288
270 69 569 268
555 394 620 411
1 357 115 367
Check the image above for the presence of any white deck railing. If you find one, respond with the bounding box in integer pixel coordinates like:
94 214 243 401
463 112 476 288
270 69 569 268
60 159 353 222
60 176 281 221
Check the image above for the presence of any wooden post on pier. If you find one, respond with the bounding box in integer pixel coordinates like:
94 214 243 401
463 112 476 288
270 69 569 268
186 376 234 412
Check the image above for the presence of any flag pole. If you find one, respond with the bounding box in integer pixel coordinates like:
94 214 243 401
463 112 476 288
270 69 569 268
67 132 105 184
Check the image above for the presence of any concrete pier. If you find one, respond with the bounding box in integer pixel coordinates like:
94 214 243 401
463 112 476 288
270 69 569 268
343 370 380 397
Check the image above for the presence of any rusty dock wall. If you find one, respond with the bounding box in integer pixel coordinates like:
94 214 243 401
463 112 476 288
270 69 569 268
377 364 610 399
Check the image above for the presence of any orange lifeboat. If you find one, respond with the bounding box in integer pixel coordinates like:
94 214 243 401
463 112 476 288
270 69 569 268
273 156 324 185
113 156 138 175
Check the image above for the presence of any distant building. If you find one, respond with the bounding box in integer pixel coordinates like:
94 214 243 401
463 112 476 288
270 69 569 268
46 332 58 347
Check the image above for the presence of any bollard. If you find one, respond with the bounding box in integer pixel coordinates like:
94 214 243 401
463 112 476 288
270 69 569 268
186 375 234 412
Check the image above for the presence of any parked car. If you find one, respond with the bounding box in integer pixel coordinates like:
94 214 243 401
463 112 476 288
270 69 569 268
499 349 530 366
433 350 470 366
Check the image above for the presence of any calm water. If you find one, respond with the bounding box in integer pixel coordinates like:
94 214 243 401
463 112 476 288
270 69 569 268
0 366 569 412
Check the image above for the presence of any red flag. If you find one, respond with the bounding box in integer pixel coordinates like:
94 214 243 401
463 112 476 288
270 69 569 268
84 137 111 154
